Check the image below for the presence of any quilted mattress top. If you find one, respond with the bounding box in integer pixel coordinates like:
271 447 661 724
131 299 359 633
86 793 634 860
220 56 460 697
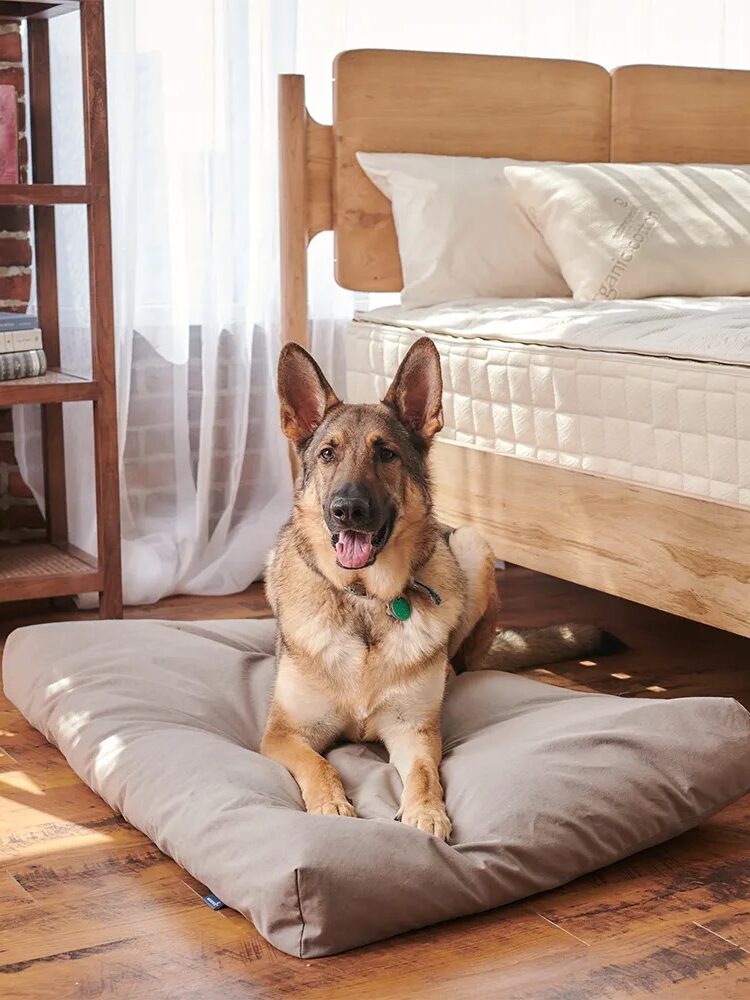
354 297 750 370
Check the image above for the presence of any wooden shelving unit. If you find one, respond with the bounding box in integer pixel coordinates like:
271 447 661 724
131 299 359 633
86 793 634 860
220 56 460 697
0 0 122 617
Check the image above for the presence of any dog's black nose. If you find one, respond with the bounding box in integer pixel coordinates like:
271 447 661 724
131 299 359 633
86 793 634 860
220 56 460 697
329 484 371 528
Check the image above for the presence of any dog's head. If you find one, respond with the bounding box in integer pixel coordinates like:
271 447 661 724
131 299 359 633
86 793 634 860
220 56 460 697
277 338 443 571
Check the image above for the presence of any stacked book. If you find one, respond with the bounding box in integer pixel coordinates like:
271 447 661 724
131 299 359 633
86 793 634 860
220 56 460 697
0 313 46 381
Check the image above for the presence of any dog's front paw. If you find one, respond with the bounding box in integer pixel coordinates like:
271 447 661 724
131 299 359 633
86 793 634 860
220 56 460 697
308 798 357 818
399 804 452 841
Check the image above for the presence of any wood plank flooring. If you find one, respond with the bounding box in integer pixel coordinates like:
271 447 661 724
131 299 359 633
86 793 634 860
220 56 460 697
1 566 749 999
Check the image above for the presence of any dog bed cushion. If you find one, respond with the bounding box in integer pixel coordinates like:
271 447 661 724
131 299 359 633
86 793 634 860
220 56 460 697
3 617 750 958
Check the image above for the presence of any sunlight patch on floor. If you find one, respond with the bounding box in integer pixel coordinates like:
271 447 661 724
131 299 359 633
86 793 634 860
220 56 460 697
0 745 19 764
0 771 45 795
0 823 120 864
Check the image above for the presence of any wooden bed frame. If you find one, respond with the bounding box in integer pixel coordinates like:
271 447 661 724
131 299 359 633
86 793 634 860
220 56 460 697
279 49 750 639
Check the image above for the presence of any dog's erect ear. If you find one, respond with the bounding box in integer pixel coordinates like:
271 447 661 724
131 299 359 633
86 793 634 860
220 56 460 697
383 337 443 443
277 343 340 446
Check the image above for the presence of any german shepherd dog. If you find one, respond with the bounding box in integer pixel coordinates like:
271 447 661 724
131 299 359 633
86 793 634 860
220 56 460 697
261 338 606 841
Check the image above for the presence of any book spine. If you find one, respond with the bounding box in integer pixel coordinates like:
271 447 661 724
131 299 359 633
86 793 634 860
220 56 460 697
0 349 47 381
0 316 40 332
0 85 18 185
0 329 43 353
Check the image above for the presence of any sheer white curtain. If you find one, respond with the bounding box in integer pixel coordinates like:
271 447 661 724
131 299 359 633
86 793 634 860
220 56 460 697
297 0 750 111
17 0 297 605
15 0 750 606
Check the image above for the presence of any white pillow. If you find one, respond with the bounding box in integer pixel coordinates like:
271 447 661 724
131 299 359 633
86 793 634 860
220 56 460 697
505 162 750 301
356 152 570 306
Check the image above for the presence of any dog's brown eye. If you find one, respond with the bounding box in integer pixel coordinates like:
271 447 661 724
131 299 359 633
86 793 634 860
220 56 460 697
319 447 335 463
378 446 397 463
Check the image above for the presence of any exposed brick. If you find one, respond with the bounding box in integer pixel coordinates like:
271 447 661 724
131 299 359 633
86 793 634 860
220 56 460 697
8 468 32 499
0 272 31 302
0 237 30 266
0 31 21 62
0 437 15 464
126 492 146 522
0 66 24 90
124 458 175 491
136 363 174 396
124 430 143 465
144 490 177 519
126 394 175 430
212 423 241 454
208 454 241 485
7 504 44 529
142 426 175 455
0 205 29 231
188 359 202 393
0 407 12 433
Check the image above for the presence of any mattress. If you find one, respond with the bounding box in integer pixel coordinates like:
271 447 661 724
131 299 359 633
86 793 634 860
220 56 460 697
345 297 750 508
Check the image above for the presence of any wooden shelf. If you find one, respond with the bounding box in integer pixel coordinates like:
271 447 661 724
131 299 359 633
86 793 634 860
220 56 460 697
0 184 89 205
0 542 100 602
0 0 124 616
0 370 97 405
0 2 79 19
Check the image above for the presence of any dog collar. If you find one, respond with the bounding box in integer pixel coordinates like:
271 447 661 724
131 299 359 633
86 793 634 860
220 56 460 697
346 578 442 622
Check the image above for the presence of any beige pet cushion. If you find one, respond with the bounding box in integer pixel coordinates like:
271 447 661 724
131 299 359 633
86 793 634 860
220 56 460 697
3 618 749 957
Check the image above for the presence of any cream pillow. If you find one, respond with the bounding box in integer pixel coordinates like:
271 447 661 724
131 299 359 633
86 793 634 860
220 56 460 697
356 152 570 306
505 162 750 300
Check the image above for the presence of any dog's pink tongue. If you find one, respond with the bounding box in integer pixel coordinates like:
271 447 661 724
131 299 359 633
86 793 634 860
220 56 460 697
336 530 373 569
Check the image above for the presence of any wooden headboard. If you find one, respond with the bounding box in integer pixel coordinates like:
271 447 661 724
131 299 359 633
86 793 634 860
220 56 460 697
333 50 609 292
279 49 750 345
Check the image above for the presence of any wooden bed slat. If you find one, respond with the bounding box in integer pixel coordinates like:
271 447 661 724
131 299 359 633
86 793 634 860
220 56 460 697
431 441 750 640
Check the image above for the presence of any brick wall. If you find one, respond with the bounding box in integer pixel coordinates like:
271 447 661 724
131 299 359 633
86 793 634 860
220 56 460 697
123 326 271 539
0 18 44 542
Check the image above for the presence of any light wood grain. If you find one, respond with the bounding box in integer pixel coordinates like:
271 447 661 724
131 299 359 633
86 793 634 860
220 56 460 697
279 75 309 348
431 440 750 638
332 48 611 291
612 63 750 163
307 114 333 242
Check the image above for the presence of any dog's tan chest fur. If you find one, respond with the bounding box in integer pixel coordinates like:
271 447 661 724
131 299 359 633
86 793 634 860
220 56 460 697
266 531 464 744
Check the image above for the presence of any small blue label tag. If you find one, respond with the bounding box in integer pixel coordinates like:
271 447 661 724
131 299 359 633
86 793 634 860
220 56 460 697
203 892 226 910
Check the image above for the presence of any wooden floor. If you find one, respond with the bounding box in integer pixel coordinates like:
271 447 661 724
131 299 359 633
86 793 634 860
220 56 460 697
1 567 749 999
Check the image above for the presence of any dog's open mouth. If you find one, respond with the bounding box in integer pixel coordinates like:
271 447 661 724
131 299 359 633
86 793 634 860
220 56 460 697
332 515 394 570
